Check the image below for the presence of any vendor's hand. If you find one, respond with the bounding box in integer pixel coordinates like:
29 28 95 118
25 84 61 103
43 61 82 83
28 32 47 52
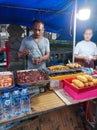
32 58 40 65
22 49 29 56
92 56 97 61
84 56 89 62
38 57 43 63
32 57 43 65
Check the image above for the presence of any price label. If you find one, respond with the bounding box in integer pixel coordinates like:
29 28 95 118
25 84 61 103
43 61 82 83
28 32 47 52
50 80 59 88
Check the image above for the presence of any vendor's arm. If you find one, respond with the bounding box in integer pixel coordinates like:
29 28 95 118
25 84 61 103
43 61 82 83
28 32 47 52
40 38 50 62
33 52 50 65
18 37 29 58
18 49 29 58
92 45 97 60
74 54 89 61
39 52 50 62
92 55 97 60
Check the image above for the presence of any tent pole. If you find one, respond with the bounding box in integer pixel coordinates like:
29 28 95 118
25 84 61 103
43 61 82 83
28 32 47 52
25 27 30 69
72 0 77 63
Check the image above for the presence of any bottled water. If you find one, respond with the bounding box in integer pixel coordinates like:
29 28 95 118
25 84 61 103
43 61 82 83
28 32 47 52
21 85 30 113
13 86 21 116
3 88 13 119
0 95 3 120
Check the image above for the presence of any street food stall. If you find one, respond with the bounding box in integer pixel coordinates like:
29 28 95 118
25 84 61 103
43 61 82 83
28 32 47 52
0 63 97 130
0 1 97 130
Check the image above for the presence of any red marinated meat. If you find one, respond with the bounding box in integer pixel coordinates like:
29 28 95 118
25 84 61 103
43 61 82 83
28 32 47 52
17 70 48 84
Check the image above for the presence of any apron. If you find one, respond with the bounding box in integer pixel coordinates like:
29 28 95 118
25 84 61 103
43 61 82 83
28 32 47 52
75 59 94 68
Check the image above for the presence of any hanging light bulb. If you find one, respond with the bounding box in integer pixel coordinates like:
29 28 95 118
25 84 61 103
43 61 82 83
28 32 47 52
77 0 91 20
77 8 91 20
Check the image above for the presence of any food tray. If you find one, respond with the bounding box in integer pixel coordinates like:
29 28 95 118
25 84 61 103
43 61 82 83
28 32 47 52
48 69 69 74
64 78 97 93
49 72 85 80
16 69 50 86
17 80 50 86
0 71 14 90
48 68 82 76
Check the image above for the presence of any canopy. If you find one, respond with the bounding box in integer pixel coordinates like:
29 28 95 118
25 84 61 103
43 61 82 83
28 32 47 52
0 0 97 39
0 0 74 34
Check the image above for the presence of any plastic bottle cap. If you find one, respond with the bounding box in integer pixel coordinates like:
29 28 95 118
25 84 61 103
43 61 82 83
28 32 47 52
22 85 27 89
14 86 19 91
4 88 9 93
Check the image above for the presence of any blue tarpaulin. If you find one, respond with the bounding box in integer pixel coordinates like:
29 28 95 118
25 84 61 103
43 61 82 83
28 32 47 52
0 0 97 41
0 0 74 34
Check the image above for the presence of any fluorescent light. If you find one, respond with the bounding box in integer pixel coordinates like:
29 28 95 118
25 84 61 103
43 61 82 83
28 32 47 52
77 8 91 20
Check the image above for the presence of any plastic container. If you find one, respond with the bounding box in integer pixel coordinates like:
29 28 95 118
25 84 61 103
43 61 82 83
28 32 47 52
64 78 97 93
64 84 97 100
0 71 14 89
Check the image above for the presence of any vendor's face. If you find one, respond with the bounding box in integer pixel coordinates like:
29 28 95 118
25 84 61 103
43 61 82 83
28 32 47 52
32 23 44 38
84 29 93 42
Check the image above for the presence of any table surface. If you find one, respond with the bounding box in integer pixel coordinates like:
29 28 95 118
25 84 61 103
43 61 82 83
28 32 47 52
0 91 65 124
54 87 97 105
0 88 97 125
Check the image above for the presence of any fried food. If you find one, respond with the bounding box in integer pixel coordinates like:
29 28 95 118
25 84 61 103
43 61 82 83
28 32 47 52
0 75 13 88
48 65 69 71
66 63 75 68
77 75 88 83
66 63 81 68
88 82 94 86
92 79 97 84
72 79 84 88
84 82 89 87
84 75 93 81
71 74 97 89
71 83 79 88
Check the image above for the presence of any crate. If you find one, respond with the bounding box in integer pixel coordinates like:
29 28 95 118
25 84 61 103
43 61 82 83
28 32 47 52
64 78 97 93
64 83 97 100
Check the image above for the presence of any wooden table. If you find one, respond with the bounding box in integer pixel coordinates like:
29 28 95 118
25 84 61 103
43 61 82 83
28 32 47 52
0 89 97 130
0 91 65 124
5 90 85 130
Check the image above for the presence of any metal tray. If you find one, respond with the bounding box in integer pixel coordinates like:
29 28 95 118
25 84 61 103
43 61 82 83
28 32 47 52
48 68 82 75
16 69 50 86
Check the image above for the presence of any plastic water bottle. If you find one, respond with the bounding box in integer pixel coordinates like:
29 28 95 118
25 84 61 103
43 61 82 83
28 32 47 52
13 86 21 116
0 95 3 120
21 85 30 113
3 88 13 119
